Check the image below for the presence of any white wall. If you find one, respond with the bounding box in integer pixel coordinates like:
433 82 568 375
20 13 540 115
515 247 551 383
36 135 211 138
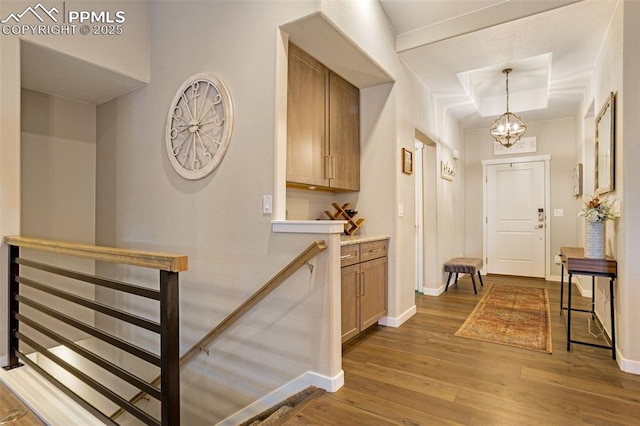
465 117 578 278
19 89 97 343
284 1 467 311
585 0 622 360
619 0 640 368
97 0 468 421
587 0 640 371
95 1 349 423
0 0 149 365
21 89 96 244
2 1 480 421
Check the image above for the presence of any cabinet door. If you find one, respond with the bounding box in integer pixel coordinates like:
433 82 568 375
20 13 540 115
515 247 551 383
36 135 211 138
341 264 360 343
329 72 360 191
287 44 329 188
359 257 387 330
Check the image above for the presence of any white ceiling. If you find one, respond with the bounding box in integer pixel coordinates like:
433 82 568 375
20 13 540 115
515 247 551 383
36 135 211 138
21 40 147 105
379 0 618 130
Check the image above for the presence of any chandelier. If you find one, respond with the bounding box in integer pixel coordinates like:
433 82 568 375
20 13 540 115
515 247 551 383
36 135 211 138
490 68 527 148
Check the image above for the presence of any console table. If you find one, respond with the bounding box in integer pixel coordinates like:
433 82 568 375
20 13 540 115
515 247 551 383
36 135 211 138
560 246 617 359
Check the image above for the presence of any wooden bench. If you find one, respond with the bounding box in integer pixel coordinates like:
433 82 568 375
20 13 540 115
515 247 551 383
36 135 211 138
443 257 484 294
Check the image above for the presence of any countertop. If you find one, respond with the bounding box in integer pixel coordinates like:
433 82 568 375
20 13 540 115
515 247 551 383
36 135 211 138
340 234 390 246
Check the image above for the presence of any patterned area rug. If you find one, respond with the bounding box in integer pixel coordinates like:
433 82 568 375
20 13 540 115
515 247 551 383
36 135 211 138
455 284 552 353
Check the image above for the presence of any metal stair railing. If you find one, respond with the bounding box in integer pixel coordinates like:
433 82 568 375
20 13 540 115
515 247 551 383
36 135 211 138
3 236 187 426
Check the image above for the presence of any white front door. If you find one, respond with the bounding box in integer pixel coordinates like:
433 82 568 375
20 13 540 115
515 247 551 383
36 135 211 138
486 161 546 277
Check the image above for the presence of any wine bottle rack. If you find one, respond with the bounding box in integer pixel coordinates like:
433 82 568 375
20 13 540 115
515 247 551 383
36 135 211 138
324 203 364 235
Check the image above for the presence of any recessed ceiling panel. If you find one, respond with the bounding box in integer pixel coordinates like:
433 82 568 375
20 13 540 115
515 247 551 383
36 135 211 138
393 0 617 129
457 53 552 117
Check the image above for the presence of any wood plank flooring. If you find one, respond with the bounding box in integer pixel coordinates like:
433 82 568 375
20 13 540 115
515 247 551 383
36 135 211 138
0 381 44 426
288 275 640 425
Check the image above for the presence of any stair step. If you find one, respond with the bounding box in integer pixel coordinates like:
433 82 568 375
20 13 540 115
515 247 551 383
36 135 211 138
240 386 325 425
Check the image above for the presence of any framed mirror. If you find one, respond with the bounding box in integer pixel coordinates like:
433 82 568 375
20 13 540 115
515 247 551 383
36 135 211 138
595 92 615 195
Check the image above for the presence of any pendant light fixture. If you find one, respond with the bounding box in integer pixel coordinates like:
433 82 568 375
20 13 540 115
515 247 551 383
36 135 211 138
490 68 527 148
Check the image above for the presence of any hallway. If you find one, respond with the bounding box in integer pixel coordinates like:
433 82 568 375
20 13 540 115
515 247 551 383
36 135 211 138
287 275 640 424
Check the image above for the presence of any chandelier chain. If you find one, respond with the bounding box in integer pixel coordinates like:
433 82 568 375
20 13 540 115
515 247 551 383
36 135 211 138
505 70 510 112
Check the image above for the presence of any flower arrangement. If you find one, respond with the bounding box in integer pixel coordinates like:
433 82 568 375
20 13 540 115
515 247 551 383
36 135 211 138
579 195 615 223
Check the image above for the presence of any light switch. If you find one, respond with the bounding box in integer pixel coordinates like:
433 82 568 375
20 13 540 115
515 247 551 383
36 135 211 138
613 200 622 217
553 209 564 217
262 195 272 214
398 203 404 217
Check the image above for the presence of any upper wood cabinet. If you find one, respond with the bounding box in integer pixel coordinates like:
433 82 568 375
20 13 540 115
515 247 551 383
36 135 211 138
287 43 360 192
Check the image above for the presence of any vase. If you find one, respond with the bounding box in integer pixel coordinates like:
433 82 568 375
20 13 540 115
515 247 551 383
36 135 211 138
584 221 606 258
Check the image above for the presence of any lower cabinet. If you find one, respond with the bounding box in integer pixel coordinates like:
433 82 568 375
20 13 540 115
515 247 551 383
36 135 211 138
341 240 388 343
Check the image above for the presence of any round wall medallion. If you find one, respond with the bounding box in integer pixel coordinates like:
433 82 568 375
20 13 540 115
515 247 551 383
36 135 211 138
165 72 234 179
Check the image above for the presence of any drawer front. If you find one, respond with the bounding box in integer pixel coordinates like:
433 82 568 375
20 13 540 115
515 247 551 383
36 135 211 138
340 244 360 267
360 240 388 262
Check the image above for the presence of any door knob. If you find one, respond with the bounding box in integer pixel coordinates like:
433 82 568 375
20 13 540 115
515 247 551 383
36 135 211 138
534 224 544 229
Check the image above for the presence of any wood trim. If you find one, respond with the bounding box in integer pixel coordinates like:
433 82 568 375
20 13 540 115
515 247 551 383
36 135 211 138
4 236 188 272
414 129 436 146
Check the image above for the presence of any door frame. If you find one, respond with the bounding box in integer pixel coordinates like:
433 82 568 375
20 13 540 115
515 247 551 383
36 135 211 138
414 141 424 292
482 155 552 280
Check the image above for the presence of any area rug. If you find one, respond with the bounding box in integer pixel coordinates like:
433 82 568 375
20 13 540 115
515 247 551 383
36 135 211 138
455 284 552 353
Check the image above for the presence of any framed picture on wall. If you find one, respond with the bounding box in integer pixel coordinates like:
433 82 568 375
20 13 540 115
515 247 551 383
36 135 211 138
402 148 413 174
441 161 455 181
572 163 583 197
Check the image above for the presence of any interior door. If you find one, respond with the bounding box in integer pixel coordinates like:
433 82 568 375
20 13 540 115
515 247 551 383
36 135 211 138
486 161 545 277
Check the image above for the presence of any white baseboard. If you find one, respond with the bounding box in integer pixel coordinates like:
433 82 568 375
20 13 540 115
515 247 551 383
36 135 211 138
617 351 640 375
217 370 344 426
552 275 593 298
379 304 416 327
422 285 445 296
574 276 593 297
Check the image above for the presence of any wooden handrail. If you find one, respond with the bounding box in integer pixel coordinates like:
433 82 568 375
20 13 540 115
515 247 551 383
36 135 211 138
180 239 327 364
4 236 188 272
112 239 327 420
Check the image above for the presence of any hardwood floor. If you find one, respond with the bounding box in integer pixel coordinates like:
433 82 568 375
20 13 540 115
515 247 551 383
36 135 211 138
288 275 640 425
0 381 44 426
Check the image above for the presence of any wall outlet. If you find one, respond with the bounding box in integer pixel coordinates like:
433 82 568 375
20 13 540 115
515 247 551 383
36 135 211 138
554 255 561 265
553 209 564 217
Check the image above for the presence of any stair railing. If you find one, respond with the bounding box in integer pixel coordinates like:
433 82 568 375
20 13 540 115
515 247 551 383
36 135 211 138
112 239 327 420
3 236 187 426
